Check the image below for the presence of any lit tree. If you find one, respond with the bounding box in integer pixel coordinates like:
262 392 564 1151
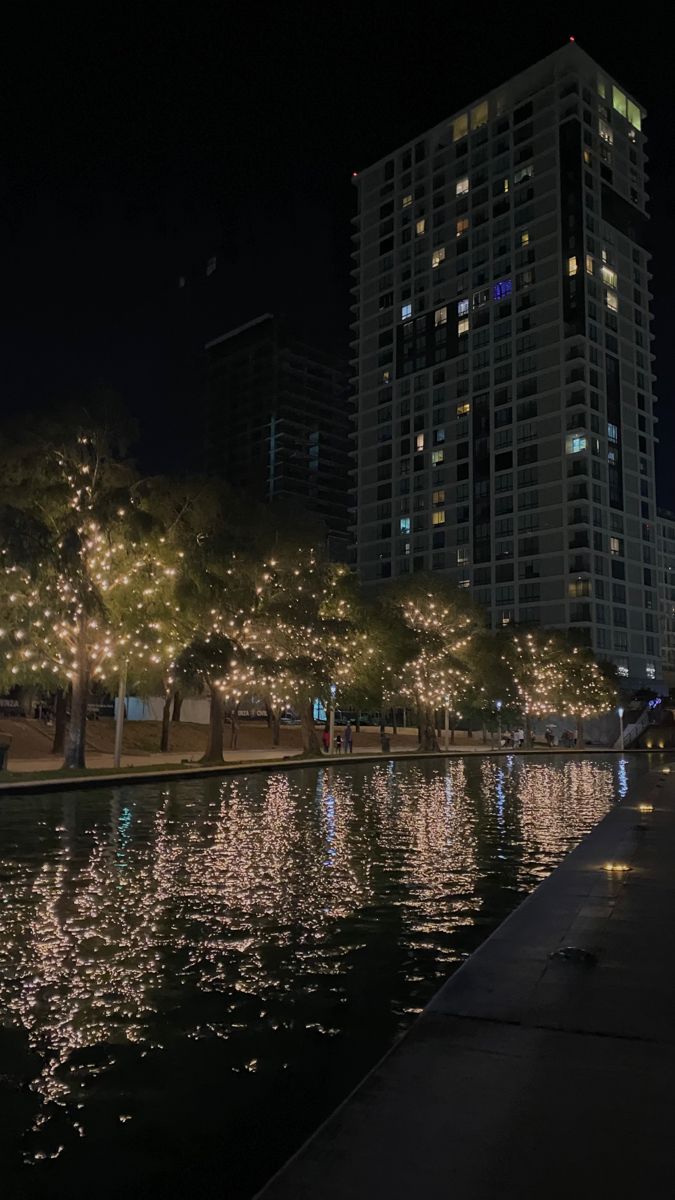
507 631 617 745
552 644 617 746
386 581 478 752
244 552 372 755
0 402 187 769
506 630 560 742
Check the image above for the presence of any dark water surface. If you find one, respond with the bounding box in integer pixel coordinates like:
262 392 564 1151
0 755 648 1197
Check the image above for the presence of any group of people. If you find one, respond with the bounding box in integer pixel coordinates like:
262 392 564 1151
322 722 354 754
501 728 527 748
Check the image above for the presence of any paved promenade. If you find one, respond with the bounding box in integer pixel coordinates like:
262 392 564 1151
257 763 675 1200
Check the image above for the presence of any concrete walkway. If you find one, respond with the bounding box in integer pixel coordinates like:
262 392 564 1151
257 763 675 1200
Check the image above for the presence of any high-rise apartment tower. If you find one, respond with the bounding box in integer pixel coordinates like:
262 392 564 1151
206 314 351 552
352 41 659 686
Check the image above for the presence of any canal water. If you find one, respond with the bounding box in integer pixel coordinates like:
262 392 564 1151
0 754 646 1197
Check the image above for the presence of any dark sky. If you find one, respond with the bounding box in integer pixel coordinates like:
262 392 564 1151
2 2 673 498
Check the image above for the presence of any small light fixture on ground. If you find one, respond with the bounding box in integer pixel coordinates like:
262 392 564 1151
661 767 671 775
604 862 631 873
638 803 654 813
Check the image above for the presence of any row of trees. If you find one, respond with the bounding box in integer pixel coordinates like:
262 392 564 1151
0 402 618 770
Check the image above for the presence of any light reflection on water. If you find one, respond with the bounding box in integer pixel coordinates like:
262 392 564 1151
0 755 648 1197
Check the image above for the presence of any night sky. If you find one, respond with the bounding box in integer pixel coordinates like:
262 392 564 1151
2 2 673 499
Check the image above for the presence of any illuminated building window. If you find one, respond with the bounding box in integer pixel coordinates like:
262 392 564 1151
456 403 470 416
610 536 623 555
457 318 470 336
514 164 533 184
456 177 470 196
608 423 618 442
400 517 411 533
612 86 627 119
432 489 445 505
627 100 641 131
456 217 469 237
435 306 447 327
403 541 411 556
599 120 613 144
493 278 512 301
601 265 618 288
457 546 469 563
382 370 391 384
401 303 412 320
432 247 446 268
453 113 468 141
646 662 656 679
471 100 488 129
520 230 530 246
431 449 445 465
502 178 509 193
598 76 606 99
617 664 629 677
416 218 426 236
568 256 578 277
585 254 594 275
566 434 588 454
415 433 425 452
432 511 446 525
457 298 469 316
402 193 412 208
583 148 592 165
605 289 619 312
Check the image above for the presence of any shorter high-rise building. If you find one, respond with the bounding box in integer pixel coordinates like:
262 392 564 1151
657 509 675 686
206 314 351 550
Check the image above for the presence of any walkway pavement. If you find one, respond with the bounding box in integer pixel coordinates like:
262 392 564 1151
257 763 675 1200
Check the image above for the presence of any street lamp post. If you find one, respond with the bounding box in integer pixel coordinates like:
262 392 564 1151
618 705 624 753
495 699 503 750
444 701 450 752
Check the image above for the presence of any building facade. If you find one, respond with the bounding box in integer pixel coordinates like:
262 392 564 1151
206 314 351 549
657 509 675 686
352 41 660 686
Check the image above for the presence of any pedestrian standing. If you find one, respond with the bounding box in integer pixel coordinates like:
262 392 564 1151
322 726 330 753
334 732 343 754
344 722 353 753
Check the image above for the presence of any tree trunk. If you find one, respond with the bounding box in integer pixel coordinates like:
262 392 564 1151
481 722 488 744
229 707 240 750
355 712 361 733
450 725 455 745
300 700 322 755
51 687 68 755
18 686 36 718
172 691 183 722
390 707 398 736
265 700 281 746
418 705 440 752
160 690 172 752
64 620 89 769
576 714 584 748
201 688 225 764
525 713 533 747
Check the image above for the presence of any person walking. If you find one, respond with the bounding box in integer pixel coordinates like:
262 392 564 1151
334 731 343 754
343 722 353 753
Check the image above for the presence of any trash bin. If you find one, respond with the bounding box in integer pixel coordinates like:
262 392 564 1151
380 733 391 753
0 733 12 770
